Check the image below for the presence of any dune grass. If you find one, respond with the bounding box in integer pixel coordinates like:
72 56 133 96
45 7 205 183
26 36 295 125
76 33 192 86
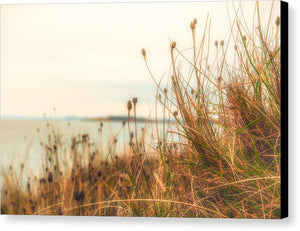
1 2 281 218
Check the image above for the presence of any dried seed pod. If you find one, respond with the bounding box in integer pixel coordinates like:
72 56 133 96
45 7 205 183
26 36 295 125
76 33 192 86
47 172 53 183
171 41 177 49
145 174 150 181
127 100 132 110
133 97 138 104
82 134 88 143
142 48 146 57
79 191 85 200
275 16 280 26
190 22 195 29
73 191 81 202
57 206 63 215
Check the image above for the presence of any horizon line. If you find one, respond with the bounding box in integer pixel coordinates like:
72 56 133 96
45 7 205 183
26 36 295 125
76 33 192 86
0 115 172 122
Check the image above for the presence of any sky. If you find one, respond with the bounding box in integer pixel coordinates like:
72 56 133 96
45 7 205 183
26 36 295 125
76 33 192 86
0 1 280 118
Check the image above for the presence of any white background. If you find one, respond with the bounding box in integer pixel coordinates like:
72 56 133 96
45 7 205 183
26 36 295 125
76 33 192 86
0 0 298 230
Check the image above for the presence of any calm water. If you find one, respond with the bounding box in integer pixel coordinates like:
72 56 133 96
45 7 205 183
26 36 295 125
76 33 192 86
0 118 161 177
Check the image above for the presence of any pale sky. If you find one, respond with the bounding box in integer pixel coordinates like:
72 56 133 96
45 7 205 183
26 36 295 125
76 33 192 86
0 1 280 117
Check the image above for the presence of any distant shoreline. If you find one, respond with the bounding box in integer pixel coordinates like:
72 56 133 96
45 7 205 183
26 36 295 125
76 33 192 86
1 115 173 123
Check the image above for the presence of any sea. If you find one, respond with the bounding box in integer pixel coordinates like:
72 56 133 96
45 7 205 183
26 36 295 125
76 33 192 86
0 118 164 179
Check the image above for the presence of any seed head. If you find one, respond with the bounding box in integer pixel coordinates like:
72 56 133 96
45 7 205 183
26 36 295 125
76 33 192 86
275 16 280 26
173 111 178 117
190 22 195 30
47 172 53 183
27 181 31 193
164 88 168 94
193 18 197 24
171 42 177 49
97 170 102 178
127 100 132 110
234 44 237 50
220 40 224 46
215 40 218 46
145 174 150 182
73 190 83 202
82 134 88 143
133 97 138 105
243 35 247 41
142 48 146 57
57 206 62 215
80 191 85 200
